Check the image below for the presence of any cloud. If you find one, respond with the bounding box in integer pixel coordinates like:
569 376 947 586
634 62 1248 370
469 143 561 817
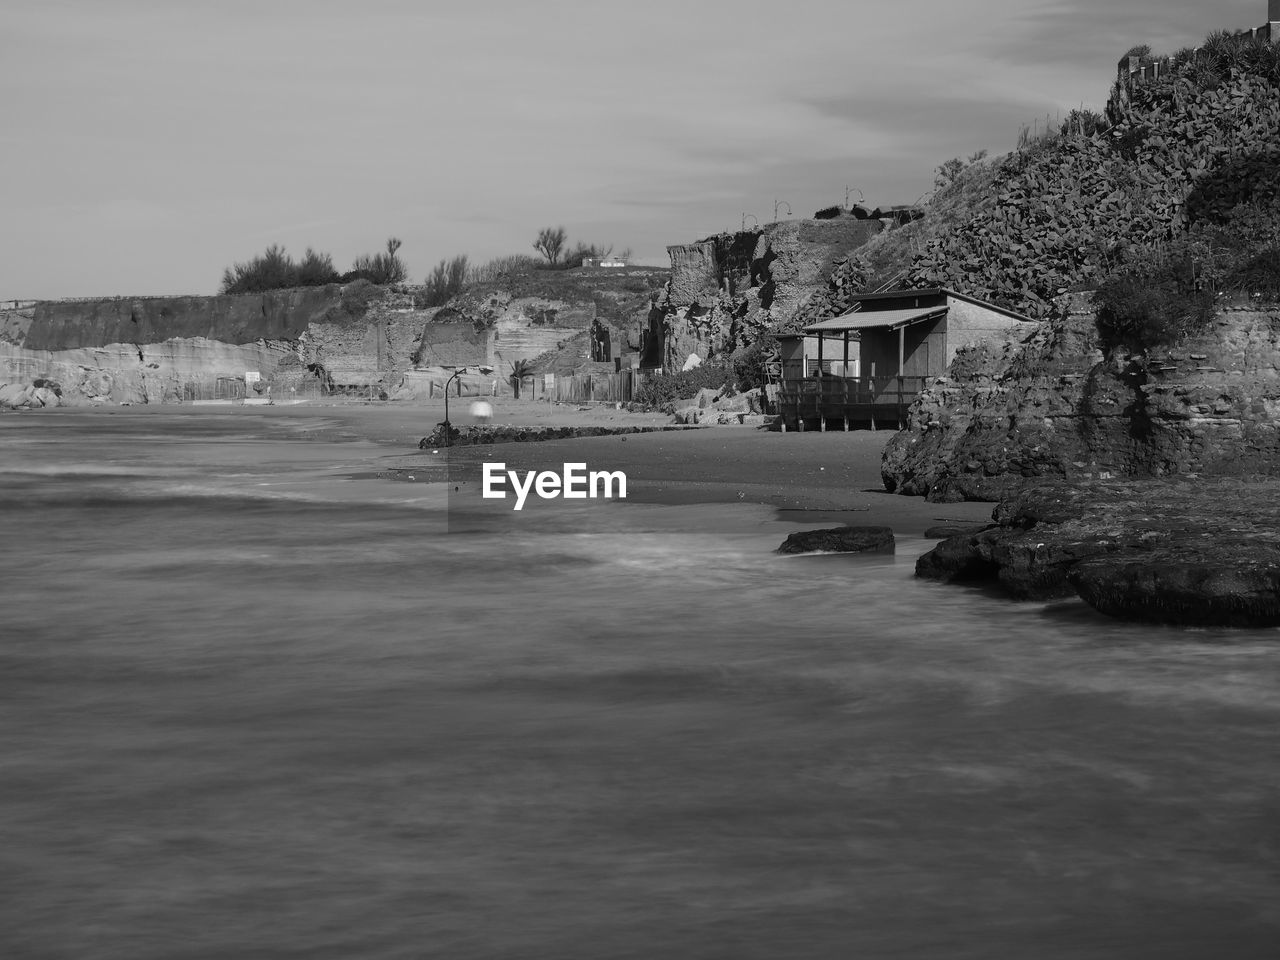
805 90 1059 153
10 0 1269 297
983 0 1264 66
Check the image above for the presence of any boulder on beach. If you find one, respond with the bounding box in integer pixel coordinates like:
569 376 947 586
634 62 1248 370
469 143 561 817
0 383 61 409
776 525 895 555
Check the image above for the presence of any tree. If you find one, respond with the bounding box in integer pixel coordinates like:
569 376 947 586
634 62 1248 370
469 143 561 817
533 226 567 265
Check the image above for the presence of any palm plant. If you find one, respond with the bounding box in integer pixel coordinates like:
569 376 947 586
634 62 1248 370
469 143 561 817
508 359 532 399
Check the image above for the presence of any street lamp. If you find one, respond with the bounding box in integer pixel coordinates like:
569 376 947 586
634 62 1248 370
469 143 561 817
440 365 495 447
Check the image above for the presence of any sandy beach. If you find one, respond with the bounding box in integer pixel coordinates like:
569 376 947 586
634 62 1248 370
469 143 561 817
13 399 995 536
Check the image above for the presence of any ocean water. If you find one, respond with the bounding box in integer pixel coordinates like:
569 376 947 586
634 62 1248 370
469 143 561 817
2 410 1278 959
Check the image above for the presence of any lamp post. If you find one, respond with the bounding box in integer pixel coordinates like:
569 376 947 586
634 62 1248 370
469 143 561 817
439 365 494 447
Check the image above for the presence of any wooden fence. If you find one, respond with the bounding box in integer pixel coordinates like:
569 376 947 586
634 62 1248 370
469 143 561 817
551 372 634 403
181 377 325 402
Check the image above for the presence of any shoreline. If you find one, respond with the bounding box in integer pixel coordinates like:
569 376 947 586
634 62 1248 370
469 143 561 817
10 401 995 538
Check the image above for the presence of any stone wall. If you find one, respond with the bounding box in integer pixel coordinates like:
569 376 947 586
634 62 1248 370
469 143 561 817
882 294 1280 501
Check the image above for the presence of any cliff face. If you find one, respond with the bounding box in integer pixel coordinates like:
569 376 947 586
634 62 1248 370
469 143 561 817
882 295 1280 501
0 338 296 405
0 268 671 406
0 284 397 405
658 217 884 368
435 267 668 373
21 287 349 351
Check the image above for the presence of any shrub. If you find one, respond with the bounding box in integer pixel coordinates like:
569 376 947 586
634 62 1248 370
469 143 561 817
1227 246 1280 296
420 255 469 307
730 336 778 390
633 364 731 409
338 278 382 315
1061 108 1108 138
466 254 542 284
220 244 340 294
295 248 340 287
1093 259 1216 347
349 237 408 285
557 242 615 270
934 150 988 191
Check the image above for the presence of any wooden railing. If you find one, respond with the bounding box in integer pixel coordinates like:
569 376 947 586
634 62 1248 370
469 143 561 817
776 375 927 430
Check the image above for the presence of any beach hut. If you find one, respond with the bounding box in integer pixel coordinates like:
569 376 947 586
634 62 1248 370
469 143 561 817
776 333 857 381
778 288 1032 431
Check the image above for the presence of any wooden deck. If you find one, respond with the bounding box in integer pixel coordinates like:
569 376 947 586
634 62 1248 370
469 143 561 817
776 375 926 431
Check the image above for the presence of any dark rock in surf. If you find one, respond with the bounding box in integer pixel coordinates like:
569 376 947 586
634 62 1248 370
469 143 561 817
777 525 894 555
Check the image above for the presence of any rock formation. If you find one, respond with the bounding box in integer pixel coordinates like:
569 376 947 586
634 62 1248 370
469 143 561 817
0 285 390 406
0 267 669 407
656 217 884 369
916 478 1280 627
776 525 895 555
882 294 1280 501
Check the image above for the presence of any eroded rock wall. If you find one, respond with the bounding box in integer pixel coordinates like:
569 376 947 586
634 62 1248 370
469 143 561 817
21 286 349 351
0 338 295 405
658 218 884 369
882 295 1280 501
2 284 425 402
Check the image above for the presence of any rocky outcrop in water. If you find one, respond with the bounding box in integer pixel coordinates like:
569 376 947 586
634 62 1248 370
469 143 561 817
917 478 1280 627
883 294 1280 502
776 525 895 555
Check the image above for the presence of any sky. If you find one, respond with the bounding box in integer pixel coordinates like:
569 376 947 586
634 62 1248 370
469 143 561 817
0 0 1267 298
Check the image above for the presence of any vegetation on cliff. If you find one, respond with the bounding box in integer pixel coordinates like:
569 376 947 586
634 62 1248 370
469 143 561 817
532 225 632 271
800 30 1280 329
220 237 407 293
220 245 341 294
